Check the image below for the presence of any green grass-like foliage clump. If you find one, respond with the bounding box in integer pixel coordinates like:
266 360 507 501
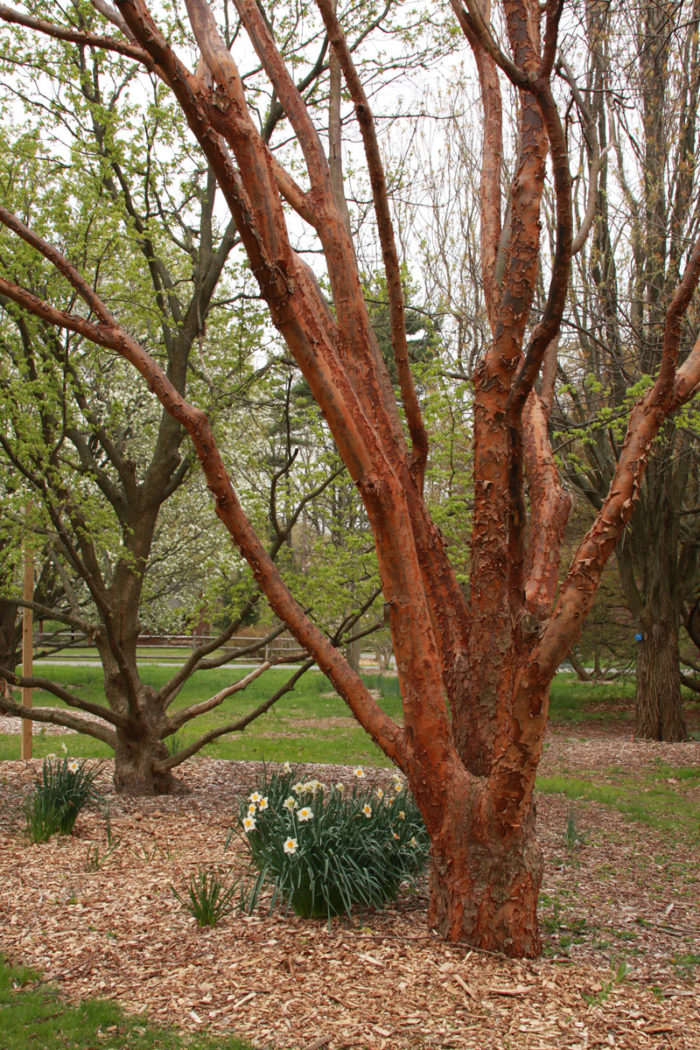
234 765 429 921
24 756 102 843
563 802 585 848
172 867 241 927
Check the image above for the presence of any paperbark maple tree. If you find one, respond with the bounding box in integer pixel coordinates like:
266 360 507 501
2 0 700 956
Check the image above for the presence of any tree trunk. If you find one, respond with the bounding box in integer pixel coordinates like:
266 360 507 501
425 777 543 958
568 652 592 681
0 600 21 691
617 485 688 742
99 639 180 795
635 609 687 741
345 636 361 674
113 726 179 795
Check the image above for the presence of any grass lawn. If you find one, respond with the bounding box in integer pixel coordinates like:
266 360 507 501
0 663 403 767
547 673 636 722
0 956 257 1050
3 662 698 764
536 763 700 840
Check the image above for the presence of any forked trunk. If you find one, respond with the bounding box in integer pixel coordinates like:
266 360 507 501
413 729 544 958
635 611 687 741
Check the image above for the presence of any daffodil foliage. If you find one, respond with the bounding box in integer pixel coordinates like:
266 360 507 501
235 765 429 921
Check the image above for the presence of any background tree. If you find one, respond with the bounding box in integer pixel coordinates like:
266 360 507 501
1 0 700 960
0 558 66 688
552 0 700 739
0 2 390 792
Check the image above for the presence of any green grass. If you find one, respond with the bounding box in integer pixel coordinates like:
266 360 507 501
0 955 258 1050
0 734 113 762
3 662 688 769
536 764 700 840
548 673 635 723
671 951 700 978
1 663 398 768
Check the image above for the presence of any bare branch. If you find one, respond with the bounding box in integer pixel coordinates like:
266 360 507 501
506 82 573 418
162 659 277 734
4 599 96 636
450 0 530 89
557 57 610 255
523 390 572 617
0 695 118 745
539 0 564 78
457 1 503 329
0 668 130 728
157 659 315 770
316 0 429 488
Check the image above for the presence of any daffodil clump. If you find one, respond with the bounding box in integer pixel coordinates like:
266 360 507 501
234 765 429 921
171 867 241 928
24 756 103 842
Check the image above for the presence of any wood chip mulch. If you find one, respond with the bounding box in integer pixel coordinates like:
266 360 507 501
1 732 699 1049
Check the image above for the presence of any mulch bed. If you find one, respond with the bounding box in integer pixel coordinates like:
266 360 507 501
0 730 699 1049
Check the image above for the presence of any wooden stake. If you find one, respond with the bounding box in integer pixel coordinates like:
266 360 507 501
21 517 33 760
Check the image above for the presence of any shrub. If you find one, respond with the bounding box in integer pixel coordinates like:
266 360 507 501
24 756 102 843
233 765 429 921
172 867 241 927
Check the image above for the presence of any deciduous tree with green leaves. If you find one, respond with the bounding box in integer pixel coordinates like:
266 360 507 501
0 4 381 792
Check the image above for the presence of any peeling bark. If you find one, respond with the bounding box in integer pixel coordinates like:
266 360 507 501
428 800 543 957
1 0 700 956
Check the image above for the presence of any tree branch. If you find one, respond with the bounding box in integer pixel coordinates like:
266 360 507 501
0 3 153 66
157 659 315 770
0 697 117 745
506 81 573 419
316 0 429 488
522 390 572 618
162 659 277 733
454 1 503 329
449 0 530 89
0 671 128 729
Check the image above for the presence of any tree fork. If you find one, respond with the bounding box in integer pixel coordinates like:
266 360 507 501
4 0 700 957
418 763 544 958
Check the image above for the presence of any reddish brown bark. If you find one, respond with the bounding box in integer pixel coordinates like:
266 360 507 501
428 800 543 957
2 0 700 956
